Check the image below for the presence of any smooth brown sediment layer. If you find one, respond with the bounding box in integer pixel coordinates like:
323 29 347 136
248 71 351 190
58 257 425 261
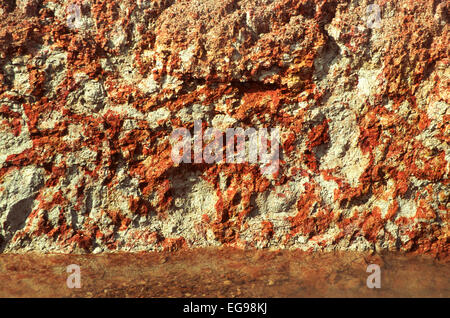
0 248 449 297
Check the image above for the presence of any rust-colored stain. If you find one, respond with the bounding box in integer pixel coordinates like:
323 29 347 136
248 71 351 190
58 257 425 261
0 0 448 260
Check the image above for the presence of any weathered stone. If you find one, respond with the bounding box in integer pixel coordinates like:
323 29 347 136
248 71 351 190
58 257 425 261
0 0 448 258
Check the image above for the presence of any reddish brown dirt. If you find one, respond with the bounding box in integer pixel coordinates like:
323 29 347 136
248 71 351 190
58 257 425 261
0 248 448 298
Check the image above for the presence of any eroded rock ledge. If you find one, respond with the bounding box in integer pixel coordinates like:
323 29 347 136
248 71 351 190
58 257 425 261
0 0 448 257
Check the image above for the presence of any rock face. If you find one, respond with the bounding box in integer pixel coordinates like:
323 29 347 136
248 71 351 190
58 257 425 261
0 0 448 256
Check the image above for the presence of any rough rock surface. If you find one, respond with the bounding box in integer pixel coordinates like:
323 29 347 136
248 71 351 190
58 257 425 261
0 0 448 257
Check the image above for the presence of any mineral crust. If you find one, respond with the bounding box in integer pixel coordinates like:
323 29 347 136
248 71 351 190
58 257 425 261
0 0 448 257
